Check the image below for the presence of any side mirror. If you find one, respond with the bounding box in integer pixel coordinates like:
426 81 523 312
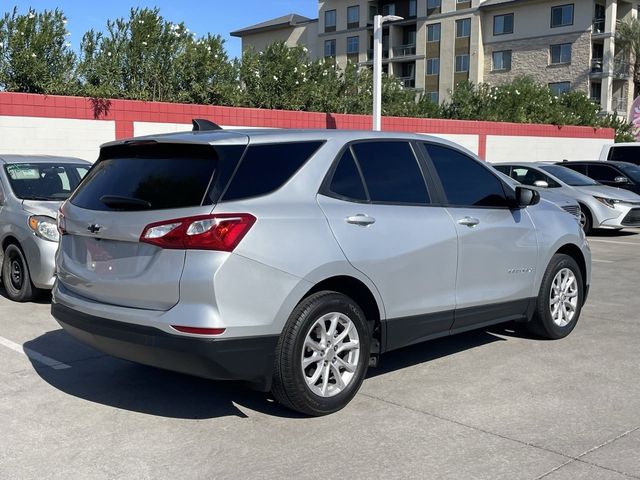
515 186 540 208
533 180 549 188
614 176 629 184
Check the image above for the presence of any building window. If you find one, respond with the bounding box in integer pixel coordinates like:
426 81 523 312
347 36 359 54
550 43 572 64
409 0 417 17
324 39 336 57
325 9 337 32
427 23 441 42
456 18 471 38
347 5 360 29
427 91 439 103
549 81 571 95
426 58 440 75
455 54 470 72
493 13 514 35
551 4 574 28
492 50 512 71
427 0 441 11
382 3 396 16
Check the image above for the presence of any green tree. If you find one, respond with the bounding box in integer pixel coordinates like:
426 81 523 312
615 17 640 98
0 7 77 94
78 7 236 104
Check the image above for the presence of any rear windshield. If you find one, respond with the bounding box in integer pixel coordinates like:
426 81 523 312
70 144 243 211
70 140 324 211
539 165 599 186
608 146 640 164
4 163 87 201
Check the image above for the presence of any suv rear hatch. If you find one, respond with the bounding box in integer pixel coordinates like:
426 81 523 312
56 138 248 310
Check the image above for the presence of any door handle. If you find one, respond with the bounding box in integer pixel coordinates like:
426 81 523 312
346 214 376 227
458 216 480 227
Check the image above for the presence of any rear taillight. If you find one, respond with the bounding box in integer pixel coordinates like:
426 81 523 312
171 326 225 335
140 214 256 251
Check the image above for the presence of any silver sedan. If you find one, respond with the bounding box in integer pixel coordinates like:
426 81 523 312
0 155 90 301
493 162 640 233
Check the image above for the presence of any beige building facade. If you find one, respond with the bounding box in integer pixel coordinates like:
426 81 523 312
232 0 637 116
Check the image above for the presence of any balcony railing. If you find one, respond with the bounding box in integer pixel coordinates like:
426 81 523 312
613 60 631 78
591 58 604 73
613 97 628 112
397 76 416 88
392 44 417 57
593 17 606 34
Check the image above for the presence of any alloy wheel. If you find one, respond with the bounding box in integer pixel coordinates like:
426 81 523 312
300 312 360 398
549 268 578 327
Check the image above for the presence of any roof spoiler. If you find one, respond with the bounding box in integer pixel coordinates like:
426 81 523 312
192 119 223 131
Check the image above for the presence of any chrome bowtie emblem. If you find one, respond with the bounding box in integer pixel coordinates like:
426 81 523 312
87 224 102 234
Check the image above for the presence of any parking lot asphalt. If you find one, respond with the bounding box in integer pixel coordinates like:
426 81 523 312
1 229 639 480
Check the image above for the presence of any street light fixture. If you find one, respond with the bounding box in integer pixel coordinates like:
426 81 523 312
372 14 404 131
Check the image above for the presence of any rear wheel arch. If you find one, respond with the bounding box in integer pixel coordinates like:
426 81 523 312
303 276 383 354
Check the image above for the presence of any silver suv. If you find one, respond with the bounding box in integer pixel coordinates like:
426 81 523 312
52 128 591 415
0 155 90 301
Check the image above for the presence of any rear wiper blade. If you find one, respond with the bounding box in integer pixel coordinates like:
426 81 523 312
99 195 152 209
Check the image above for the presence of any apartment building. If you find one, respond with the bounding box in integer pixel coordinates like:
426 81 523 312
231 0 637 116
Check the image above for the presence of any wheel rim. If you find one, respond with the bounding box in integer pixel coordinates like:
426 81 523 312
550 268 578 327
10 258 23 290
301 312 360 398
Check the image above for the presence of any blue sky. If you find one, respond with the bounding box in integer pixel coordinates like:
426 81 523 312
3 1 318 58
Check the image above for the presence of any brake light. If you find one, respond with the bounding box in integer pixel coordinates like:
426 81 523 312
171 325 225 335
140 214 256 251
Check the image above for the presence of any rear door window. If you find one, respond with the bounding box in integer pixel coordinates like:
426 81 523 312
424 144 509 207
71 144 239 211
351 141 430 204
561 163 587 175
222 141 324 201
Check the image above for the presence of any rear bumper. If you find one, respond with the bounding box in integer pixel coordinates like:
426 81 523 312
51 302 278 391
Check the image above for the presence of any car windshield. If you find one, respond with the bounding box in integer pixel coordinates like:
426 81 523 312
4 163 88 201
617 163 640 182
538 165 599 186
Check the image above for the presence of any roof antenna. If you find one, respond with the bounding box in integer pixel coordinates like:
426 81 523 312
192 119 222 131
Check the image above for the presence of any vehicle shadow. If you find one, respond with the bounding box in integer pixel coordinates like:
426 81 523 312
0 284 52 304
367 329 507 378
589 229 639 238
25 326 519 419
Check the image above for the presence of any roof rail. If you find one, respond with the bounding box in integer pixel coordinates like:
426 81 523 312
192 119 223 131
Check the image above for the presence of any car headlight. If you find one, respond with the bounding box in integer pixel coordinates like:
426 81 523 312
28 215 60 242
593 196 621 209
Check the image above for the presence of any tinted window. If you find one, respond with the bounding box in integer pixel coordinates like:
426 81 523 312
509 166 560 188
560 163 587 175
71 144 226 211
609 146 640 164
425 144 508 207
329 149 367 201
223 142 323 202
538 165 598 186
588 164 619 182
5 163 86 201
351 142 429 204
617 163 640 182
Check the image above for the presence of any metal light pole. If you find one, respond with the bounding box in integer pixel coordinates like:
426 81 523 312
372 14 403 131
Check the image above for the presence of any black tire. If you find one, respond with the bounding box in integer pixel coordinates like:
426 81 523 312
579 204 593 235
1 244 39 302
528 254 584 339
272 291 371 416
